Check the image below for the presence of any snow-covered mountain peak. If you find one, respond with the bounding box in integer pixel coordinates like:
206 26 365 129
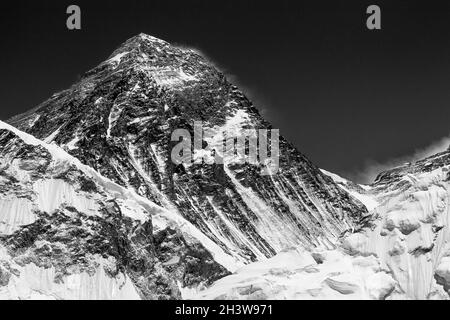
2 33 450 300
97 33 207 90
135 33 170 44
7 34 367 268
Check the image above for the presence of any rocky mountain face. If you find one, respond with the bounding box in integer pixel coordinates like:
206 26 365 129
3 33 449 300
7 33 366 266
0 121 229 299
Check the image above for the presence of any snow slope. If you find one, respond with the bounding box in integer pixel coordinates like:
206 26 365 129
194 249 396 300
8 33 368 266
342 164 450 299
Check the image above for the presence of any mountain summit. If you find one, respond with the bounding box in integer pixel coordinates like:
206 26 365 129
8 33 366 264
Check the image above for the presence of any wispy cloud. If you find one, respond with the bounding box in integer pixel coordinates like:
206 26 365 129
345 134 450 184
174 43 273 118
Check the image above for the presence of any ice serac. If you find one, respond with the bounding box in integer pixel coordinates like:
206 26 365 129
339 149 450 299
194 249 396 300
0 121 229 299
8 33 367 264
198 149 450 300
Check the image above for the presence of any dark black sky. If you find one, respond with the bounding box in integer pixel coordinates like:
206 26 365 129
1 0 450 182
